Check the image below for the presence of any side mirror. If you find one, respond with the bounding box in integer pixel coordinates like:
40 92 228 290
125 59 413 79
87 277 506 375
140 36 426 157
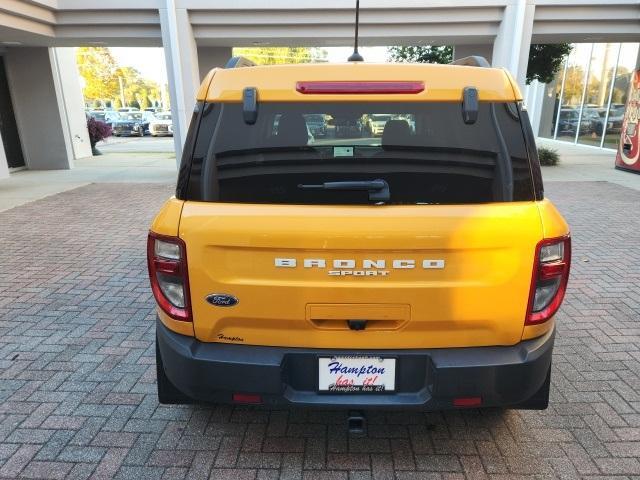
462 86 479 125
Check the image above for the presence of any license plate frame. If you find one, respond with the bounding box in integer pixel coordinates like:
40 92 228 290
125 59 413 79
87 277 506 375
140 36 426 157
317 355 397 393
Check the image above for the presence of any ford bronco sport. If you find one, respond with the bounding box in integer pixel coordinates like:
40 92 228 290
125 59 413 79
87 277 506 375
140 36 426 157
148 56 570 411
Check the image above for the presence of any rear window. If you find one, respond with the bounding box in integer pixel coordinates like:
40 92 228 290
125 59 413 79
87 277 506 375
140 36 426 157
183 102 535 204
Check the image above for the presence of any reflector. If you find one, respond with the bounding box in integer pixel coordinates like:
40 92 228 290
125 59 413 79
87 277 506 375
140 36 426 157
232 393 262 404
453 396 482 407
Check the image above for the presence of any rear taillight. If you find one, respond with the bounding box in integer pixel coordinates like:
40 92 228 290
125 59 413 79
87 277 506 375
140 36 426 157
526 235 571 325
147 232 192 322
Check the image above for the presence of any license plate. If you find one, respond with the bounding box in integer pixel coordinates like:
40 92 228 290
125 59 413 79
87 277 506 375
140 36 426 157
318 356 396 392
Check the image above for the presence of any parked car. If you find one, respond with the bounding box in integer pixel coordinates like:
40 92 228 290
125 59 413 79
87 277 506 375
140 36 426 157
149 112 174 137
558 108 602 136
149 57 570 415
304 114 328 138
365 114 394 136
87 110 119 126
606 106 625 134
582 108 604 135
334 116 363 138
112 111 152 137
118 107 139 113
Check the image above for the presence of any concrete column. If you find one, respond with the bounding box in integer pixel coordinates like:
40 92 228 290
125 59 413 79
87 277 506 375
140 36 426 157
0 130 9 179
51 48 92 160
492 0 535 89
197 47 232 81
453 45 493 63
4 47 74 170
160 0 200 165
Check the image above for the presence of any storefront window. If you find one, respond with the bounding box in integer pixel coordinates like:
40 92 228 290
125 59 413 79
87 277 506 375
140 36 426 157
604 43 640 149
533 41 639 150
556 44 591 143
578 43 619 146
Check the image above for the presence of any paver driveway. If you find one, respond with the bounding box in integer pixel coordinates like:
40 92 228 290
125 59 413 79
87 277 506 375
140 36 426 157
0 181 639 480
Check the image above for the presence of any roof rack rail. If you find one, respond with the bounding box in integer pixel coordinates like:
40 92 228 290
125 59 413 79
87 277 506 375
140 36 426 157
224 56 256 69
450 56 490 68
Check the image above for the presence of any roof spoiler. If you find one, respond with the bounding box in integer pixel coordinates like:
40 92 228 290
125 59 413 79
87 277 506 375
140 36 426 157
224 56 256 69
450 56 490 68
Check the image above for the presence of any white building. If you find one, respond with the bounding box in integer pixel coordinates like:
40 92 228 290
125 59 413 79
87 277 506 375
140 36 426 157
0 0 639 179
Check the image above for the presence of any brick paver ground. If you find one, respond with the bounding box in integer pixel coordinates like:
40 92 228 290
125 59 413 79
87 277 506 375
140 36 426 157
0 181 639 480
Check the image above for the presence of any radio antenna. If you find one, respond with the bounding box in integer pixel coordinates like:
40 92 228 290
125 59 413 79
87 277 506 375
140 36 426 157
347 0 364 62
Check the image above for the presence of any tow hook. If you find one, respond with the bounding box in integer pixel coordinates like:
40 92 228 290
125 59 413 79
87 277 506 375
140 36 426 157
347 320 367 331
347 410 367 435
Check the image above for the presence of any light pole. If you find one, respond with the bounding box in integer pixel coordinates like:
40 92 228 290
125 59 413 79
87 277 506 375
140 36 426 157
118 75 126 107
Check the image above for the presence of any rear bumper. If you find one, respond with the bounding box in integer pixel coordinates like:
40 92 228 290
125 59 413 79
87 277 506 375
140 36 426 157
156 318 554 409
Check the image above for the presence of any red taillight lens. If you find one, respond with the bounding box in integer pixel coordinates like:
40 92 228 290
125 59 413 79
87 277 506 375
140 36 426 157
453 396 482 407
296 81 425 95
526 235 571 325
232 393 262 404
147 232 192 322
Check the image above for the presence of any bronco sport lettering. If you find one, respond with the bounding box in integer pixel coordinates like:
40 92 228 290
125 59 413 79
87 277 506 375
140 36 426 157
275 257 445 276
148 56 570 412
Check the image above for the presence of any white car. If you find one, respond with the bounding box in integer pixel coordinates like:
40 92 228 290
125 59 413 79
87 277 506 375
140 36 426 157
149 112 173 137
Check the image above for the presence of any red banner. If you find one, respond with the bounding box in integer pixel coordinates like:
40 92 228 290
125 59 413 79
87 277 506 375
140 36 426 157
615 70 640 173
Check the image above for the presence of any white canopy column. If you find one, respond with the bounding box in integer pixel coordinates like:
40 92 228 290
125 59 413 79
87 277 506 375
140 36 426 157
160 0 201 165
492 0 536 89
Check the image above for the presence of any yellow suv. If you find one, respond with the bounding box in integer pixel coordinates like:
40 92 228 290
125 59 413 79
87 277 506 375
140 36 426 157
148 56 570 412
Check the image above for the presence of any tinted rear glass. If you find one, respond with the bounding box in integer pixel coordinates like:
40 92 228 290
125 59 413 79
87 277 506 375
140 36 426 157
185 102 535 204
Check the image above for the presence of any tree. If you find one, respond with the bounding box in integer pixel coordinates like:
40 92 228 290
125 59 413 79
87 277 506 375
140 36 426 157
232 47 327 65
114 66 161 108
76 47 120 106
561 65 584 105
387 46 453 64
611 67 630 104
77 47 165 109
526 44 572 84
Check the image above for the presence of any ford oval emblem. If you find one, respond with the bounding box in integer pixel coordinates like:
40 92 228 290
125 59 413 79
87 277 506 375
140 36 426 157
206 294 239 307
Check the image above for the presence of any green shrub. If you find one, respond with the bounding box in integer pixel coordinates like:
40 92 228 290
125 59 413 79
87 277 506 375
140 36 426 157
538 147 560 166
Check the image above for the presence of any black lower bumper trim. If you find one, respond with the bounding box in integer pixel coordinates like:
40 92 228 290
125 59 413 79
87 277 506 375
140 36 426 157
156 318 554 409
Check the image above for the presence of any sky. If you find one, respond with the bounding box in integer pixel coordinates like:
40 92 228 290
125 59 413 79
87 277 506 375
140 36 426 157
325 46 388 63
109 46 390 86
110 47 168 86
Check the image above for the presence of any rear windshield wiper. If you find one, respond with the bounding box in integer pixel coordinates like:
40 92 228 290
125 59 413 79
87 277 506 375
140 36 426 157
298 179 390 203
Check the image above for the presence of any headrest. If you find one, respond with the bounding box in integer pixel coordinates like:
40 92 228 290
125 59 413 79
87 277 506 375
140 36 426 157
381 120 412 150
274 113 309 146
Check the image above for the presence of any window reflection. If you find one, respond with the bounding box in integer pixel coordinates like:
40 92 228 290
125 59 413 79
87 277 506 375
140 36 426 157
577 44 618 146
539 61 564 139
556 44 591 143
536 41 639 150
604 43 639 149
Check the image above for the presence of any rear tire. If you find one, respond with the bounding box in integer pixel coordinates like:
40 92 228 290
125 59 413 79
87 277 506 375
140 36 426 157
156 338 193 404
513 366 551 410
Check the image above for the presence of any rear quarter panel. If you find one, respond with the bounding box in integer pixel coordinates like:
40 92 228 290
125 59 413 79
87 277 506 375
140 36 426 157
521 199 570 340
